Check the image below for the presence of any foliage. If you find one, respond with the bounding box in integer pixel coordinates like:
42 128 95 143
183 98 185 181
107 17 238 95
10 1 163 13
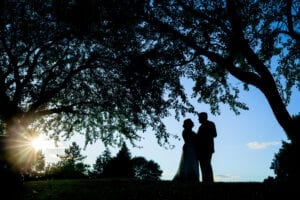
1 0 298 148
0 0 193 149
138 0 300 143
270 114 300 183
101 143 134 178
270 141 299 183
1 1 299 181
45 142 89 179
91 143 162 180
32 150 46 172
23 150 46 180
90 148 112 178
132 157 163 180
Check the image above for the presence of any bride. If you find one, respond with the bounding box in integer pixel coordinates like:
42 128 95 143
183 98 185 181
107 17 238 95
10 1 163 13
173 118 199 182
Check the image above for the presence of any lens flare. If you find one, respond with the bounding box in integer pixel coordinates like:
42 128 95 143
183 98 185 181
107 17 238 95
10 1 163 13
2 117 58 172
4 133 37 171
31 135 50 151
3 128 53 172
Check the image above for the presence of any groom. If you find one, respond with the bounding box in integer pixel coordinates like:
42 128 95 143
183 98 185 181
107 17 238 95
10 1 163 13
195 112 217 183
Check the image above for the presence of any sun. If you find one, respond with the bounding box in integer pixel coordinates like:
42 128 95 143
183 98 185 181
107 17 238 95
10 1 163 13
31 135 52 151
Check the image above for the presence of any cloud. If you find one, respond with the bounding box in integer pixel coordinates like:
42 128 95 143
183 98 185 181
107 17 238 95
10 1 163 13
215 174 240 182
247 141 280 150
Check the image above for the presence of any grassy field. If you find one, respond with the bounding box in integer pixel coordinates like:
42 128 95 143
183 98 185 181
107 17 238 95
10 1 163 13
21 179 296 200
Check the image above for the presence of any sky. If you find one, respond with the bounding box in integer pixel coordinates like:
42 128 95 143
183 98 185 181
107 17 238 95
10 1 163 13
41 78 299 183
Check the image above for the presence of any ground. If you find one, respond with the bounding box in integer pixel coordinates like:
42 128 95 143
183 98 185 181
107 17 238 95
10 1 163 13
21 179 297 200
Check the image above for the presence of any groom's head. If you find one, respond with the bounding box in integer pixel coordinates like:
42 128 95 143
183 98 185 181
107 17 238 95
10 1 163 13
198 112 208 124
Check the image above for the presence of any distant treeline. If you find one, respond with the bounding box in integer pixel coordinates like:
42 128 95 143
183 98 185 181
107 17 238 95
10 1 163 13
23 142 163 181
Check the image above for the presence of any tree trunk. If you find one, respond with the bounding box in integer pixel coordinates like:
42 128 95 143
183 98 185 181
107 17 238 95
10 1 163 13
260 81 299 145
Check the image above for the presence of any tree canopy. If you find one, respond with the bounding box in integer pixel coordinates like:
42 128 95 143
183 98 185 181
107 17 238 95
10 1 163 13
139 0 300 143
0 0 299 158
0 0 192 154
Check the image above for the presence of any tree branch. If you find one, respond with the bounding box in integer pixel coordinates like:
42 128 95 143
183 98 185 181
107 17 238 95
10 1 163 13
149 16 263 88
226 0 295 139
286 0 300 41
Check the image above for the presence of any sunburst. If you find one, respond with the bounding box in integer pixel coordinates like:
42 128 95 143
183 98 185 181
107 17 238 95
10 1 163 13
30 135 53 151
3 129 54 171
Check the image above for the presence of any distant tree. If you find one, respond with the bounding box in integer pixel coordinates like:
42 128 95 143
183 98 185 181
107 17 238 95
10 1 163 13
102 143 134 178
46 142 89 179
91 143 163 180
33 150 46 173
132 157 162 180
89 148 112 178
58 142 87 164
24 150 46 180
44 163 60 179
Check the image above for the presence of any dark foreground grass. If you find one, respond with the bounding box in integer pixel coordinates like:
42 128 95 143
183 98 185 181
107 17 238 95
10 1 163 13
21 179 297 200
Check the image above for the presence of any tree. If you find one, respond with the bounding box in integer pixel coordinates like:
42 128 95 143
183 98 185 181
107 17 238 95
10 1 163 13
2 0 299 178
270 114 300 183
102 143 134 178
132 157 163 180
46 142 89 179
91 143 163 180
90 148 112 178
135 0 299 145
32 150 46 173
0 0 191 164
24 150 46 180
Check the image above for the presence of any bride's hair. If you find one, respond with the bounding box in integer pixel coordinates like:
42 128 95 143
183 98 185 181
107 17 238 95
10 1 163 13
183 118 194 129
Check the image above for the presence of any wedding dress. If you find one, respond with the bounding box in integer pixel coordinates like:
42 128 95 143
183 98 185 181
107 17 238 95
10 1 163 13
173 130 199 181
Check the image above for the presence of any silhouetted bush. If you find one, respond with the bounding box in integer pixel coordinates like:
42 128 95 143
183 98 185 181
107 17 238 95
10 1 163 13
271 114 300 183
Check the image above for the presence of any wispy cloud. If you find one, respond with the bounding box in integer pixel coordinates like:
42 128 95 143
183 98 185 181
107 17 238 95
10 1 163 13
215 174 240 182
247 141 280 150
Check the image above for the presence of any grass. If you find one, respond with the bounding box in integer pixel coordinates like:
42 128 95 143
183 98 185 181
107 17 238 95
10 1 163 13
21 179 297 200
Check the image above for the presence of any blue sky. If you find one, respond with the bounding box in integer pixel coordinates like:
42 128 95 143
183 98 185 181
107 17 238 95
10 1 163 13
43 78 299 182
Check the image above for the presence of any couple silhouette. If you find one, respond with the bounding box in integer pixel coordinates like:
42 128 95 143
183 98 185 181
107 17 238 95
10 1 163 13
173 112 217 183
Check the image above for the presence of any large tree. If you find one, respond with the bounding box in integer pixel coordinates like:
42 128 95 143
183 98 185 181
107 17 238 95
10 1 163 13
138 0 300 144
0 0 191 170
1 0 299 174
